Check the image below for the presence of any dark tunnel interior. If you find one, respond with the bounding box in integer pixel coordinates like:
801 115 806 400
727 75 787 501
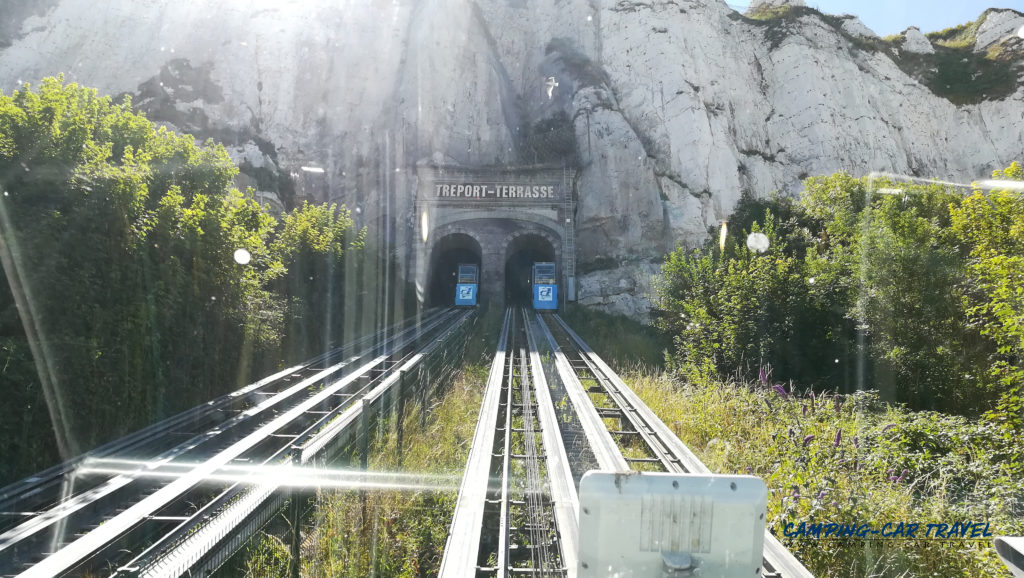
505 235 555 305
428 233 481 307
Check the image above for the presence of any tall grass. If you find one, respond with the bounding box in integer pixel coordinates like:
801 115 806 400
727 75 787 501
240 363 489 577
628 371 1022 577
559 303 670 372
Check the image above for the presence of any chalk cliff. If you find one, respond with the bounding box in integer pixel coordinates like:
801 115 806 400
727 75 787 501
2 0 1022 317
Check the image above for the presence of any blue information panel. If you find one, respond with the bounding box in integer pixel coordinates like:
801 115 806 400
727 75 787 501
533 284 557 310
455 283 478 306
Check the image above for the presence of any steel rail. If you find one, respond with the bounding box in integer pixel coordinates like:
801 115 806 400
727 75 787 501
14 309 461 578
523 311 578 578
0 307 449 526
443 308 577 578
496 320 514 578
128 310 475 578
0 309 456 566
549 314 813 578
439 308 511 577
533 315 627 472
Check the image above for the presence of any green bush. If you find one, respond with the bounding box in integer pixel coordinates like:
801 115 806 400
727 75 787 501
655 170 1019 417
0 77 366 483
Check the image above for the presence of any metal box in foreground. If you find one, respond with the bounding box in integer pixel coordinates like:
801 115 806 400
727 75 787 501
577 471 767 577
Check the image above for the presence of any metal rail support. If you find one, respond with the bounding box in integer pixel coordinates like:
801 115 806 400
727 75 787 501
290 453 301 578
396 370 406 468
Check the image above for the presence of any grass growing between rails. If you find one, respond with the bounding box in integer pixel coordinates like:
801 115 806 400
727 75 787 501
626 371 1024 577
560 303 671 372
240 363 489 577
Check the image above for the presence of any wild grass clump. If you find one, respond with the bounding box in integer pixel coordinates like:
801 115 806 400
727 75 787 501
926 13 988 49
241 364 489 577
560 303 670 372
627 371 1023 577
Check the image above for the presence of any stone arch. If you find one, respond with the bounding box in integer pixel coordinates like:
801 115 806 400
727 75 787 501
416 216 564 307
424 229 484 306
430 208 564 238
501 225 562 306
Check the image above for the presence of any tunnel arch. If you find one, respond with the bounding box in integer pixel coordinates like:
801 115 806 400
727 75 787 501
503 232 557 305
426 232 483 307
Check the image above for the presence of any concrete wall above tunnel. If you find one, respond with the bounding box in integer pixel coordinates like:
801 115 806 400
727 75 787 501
414 164 576 307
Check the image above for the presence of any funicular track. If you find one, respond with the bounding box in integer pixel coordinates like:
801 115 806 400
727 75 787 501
0 307 474 578
443 309 813 578
441 308 577 578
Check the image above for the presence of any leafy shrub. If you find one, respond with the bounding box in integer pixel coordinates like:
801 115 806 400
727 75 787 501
0 78 366 483
655 170 1019 417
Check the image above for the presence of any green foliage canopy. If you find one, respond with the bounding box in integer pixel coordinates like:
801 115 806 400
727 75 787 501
0 77 364 483
655 168 1023 424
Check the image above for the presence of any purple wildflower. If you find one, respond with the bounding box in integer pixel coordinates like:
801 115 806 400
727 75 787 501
833 429 843 447
816 490 828 500
759 367 768 385
834 396 842 413
802 404 807 417
853 436 859 449
802 434 815 447
772 384 788 398
882 423 897 433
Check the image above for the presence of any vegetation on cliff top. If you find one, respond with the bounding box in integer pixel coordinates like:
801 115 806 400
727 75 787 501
739 4 1022 104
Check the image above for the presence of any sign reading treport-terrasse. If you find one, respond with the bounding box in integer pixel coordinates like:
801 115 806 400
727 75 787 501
431 182 560 200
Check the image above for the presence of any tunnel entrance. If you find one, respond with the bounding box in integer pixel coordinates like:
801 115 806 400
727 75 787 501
505 234 556 305
428 233 482 307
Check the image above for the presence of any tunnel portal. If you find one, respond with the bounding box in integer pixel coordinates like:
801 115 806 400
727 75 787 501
416 165 577 307
427 233 482 307
504 234 555 305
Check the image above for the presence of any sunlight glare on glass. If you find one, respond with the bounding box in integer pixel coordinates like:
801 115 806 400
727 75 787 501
78 458 457 491
746 232 770 254
301 166 325 174
233 248 252 265
975 179 1024 192
421 211 429 243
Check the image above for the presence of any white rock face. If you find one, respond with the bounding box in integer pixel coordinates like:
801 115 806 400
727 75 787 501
1 0 1022 319
975 9 1024 51
838 15 878 39
902 27 935 54
577 262 661 321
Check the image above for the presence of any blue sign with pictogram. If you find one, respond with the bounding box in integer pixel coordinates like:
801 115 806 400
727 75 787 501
455 283 477 306
533 284 557 310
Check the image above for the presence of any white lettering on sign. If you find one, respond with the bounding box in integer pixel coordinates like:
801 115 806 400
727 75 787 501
432 183 559 200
